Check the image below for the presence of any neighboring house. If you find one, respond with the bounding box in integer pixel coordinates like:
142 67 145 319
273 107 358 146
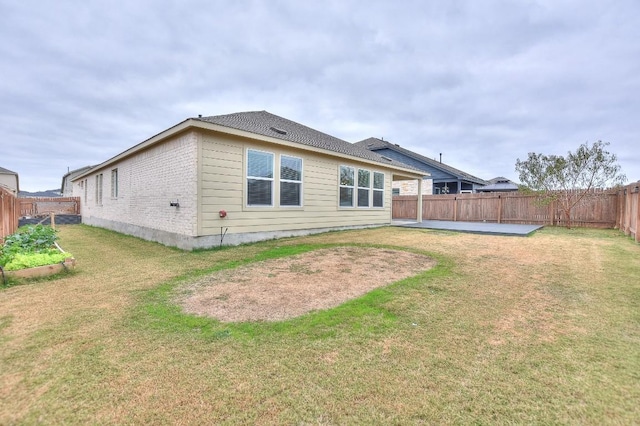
354 138 488 194
61 165 94 197
71 111 425 249
0 166 20 195
476 177 519 192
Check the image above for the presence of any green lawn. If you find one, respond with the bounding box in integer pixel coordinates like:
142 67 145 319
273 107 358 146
1 225 639 424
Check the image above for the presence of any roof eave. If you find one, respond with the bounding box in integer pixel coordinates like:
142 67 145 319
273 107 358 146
72 119 425 182
192 120 426 177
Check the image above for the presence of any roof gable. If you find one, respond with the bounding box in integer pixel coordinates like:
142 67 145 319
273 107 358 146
355 138 487 185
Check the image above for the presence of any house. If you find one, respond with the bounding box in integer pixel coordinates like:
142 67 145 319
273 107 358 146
476 177 519 192
0 166 20 195
71 111 426 249
354 138 488 194
61 165 94 197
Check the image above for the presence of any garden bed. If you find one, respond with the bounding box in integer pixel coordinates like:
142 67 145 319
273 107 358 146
4 256 76 279
1 224 75 284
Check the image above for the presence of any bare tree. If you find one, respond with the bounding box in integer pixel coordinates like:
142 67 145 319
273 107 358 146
516 141 626 228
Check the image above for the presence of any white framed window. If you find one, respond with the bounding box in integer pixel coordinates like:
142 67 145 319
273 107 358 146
111 168 118 198
357 169 370 207
280 155 302 207
339 166 385 208
95 173 103 205
247 149 274 206
373 172 384 207
339 166 355 207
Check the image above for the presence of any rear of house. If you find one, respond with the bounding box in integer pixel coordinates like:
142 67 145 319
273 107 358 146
72 111 424 249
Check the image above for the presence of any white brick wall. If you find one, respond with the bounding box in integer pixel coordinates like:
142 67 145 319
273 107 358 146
74 132 199 236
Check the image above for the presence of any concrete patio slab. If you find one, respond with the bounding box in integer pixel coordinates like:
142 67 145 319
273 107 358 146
393 220 543 236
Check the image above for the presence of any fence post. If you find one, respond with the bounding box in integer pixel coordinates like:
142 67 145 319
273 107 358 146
51 213 56 230
453 197 457 222
497 195 502 224
636 188 640 243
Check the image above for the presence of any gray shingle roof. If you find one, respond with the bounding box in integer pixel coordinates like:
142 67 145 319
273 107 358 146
477 176 519 191
0 166 18 175
195 111 420 172
355 137 488 185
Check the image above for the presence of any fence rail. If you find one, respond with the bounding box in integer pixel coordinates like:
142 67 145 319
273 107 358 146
19 197 81 217
0 186 19 243
393 185 640 242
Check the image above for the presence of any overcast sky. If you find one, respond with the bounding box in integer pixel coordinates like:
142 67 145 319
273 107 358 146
2 0 638 192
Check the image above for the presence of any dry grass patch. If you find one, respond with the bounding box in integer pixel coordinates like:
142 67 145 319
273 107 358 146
1 225 639 424
177 247 435 322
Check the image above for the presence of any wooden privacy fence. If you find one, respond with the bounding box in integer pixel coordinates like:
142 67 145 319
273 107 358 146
617 182 640 243
0 186 19 242
19 197 81 217
393 190 621 229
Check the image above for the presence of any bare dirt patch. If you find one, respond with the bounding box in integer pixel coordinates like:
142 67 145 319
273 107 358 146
176 247 435 322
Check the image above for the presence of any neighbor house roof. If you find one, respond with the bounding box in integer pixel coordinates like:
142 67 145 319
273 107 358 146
476 176 519 192
354 137 487 185
195 111 420 171
73 111 425 182
0 166 18 175
0 166 19 192
60 165 94 191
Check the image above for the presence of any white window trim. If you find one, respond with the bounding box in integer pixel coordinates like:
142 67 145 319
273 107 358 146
279 155 303 208
95 173 103 206
111 168 119 199
373 171 385 208
246 149 275 207
339 165 355 208
357 169 371 208
339 166 386 209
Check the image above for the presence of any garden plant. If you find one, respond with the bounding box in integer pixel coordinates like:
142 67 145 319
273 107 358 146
0 224 73 272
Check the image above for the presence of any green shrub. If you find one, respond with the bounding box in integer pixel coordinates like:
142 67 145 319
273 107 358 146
3 225 58 253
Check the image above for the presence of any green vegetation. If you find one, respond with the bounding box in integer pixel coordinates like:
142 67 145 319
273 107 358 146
2 250 72 271
516 140 626 228
0 224 638 424
0 225 73 272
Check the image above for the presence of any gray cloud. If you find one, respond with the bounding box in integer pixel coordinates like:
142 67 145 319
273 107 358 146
1 0 638 191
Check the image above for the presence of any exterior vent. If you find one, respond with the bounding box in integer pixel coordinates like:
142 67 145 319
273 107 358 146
381 156 393 162
269 126 287 135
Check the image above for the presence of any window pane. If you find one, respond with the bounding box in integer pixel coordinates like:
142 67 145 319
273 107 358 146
280 182 301 206
358 188 369 207
340 166 354 186
358 169 370 188
248 150 273 178
373 172 384 189
340 187 353 207
373 191 383 207
111 169 118 198
248 179 272 205
281 156 302 181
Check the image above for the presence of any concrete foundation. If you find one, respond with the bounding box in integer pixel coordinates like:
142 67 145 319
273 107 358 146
82 216 382 251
